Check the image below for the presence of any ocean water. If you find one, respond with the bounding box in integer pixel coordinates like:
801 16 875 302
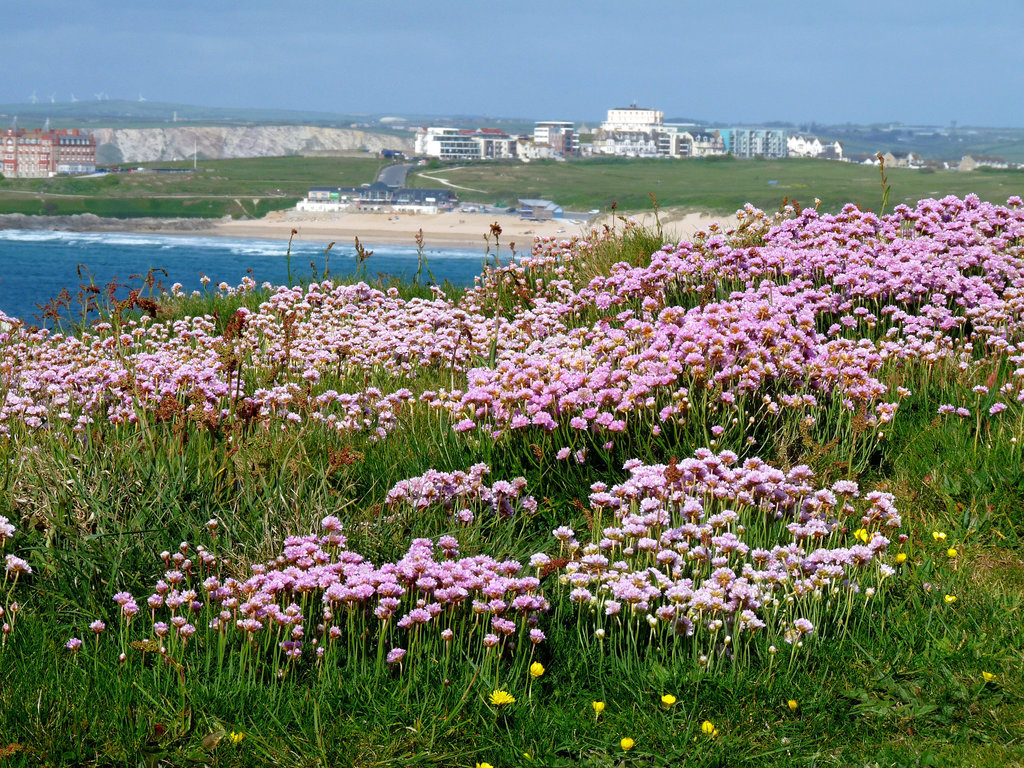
0 229 493 324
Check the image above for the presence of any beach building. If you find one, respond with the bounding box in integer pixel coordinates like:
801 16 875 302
2 127 96 178
518 199 563 221
297 185 458 214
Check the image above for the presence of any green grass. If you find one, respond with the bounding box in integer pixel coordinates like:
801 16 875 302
408 156 1024 215
0 204 1023 767
2 155 1022 222
0 156 387 219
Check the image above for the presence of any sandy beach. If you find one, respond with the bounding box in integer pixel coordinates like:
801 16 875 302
206 207 740 250
0 207 741 251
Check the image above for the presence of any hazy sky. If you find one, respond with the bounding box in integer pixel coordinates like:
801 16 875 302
2 1 1021 126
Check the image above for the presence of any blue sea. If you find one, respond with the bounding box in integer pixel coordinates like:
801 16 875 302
0 229 492 324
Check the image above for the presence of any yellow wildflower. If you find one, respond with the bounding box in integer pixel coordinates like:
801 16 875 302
701 720 715 735
489 690 515 707
229 731 244 744
529 662 545 679
944 594 957 604
592 701 605 716
982 671 996 682
854 528 870 543
947 547 958 558
661 694 677 708
788 699 799 711
932 531 947 541
620 737 634 751
476 763 494 768
895 552 907 564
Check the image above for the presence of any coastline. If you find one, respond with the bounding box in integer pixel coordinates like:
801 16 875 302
0 208 740 250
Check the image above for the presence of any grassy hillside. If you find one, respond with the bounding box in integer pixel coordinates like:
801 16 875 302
408 156 1024 214
0 196 1022 766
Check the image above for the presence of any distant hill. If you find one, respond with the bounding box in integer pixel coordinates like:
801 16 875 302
0 99 372 129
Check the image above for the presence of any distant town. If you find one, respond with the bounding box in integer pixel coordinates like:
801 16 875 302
3 102 1022 182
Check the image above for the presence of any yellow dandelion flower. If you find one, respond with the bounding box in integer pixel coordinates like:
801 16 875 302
489 689 515 707
788 699 799 710
529 662 545 679
944 594 957 604
661 694 677 708
620 737 634 751
895 552 907 564
947 547 958 558
701 720 715 735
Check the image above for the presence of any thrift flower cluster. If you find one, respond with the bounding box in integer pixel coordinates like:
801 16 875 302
2 196 1023 457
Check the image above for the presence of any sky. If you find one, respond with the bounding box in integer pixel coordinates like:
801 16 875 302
2 1 1022 127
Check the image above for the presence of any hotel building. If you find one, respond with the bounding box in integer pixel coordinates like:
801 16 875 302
2 127 97 178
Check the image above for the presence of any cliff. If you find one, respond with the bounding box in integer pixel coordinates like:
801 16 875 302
91 126 413 164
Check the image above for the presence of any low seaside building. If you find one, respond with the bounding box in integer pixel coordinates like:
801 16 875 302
297 185 458 214
518 199 563 221
2 127 96 178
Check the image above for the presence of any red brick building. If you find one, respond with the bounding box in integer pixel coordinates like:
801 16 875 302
2 127 96 178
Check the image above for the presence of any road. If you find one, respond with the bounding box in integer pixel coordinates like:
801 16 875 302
377 164 412 188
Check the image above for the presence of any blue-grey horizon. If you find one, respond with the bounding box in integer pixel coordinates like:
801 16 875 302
1 1 1021 128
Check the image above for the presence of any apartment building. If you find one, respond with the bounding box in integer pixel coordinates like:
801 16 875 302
533 121 575 155
2 127 96 178
720 129 788 159
414 127 517 160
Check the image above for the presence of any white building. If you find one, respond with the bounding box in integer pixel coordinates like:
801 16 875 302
601 105 664 132
533 121 575 154
788 133 843 160
723 129 788 159
656 128 727 158
414 127 516 160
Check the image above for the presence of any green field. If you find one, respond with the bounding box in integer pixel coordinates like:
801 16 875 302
0 156 386 219
409 157 1024 215
2 155 1023 221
